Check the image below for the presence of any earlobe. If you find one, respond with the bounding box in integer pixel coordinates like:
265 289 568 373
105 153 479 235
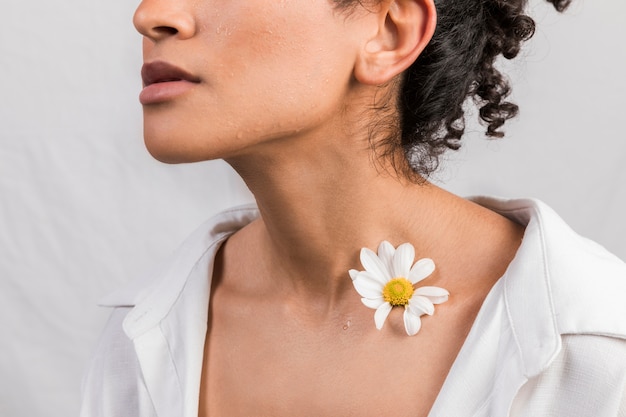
354 0 436 86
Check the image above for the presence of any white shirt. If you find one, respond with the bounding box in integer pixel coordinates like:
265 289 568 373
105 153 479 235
81 198 626 417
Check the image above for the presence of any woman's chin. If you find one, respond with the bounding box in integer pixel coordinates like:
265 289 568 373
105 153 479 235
143 138 195 164
143 135 228 164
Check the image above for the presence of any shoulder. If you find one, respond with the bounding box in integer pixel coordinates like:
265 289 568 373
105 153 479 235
473 197 626 416
80 204 260 417
474 196 626 339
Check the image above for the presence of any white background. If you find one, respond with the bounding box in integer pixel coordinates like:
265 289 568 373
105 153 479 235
1 0 624 416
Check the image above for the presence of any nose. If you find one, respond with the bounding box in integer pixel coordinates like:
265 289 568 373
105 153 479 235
133 0 196 41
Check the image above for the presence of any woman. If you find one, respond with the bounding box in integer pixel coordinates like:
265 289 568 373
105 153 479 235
81 0 626 416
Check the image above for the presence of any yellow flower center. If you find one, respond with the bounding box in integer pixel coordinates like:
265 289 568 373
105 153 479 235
382 277 414 306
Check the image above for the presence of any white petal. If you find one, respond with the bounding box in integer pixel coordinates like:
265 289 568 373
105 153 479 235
352 273 384 298
377 241 395 274
403 309 422 336
349 269 359 280
392 243 415 278
408 258 435 284
406 300 429 317
374 302 393 330
358 269 387 286
361 297 385 309
408 296 435 316
405 301 434 317
360 248 392 281
415 286 449 304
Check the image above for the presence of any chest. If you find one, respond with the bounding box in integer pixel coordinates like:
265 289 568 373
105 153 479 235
198 298 477 417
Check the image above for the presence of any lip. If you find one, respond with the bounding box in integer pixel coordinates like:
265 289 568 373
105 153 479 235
139 61 201 105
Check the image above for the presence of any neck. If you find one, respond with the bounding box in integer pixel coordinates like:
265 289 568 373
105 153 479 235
228 135 465 297
223 121 524 313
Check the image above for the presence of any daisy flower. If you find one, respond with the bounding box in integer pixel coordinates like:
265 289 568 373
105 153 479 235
349 241 449 336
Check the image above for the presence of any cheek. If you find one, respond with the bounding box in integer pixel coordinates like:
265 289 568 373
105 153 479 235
221 5 347 80
211 11 353 126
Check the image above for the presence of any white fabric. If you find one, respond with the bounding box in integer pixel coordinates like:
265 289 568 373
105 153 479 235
80 198 626 417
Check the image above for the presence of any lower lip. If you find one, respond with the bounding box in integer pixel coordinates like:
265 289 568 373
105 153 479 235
139 80 198 105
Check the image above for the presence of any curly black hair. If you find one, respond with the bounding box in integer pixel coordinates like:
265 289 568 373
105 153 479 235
335 0 571 179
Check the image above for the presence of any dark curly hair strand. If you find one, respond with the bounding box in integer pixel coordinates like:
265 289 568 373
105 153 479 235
335 0 571 179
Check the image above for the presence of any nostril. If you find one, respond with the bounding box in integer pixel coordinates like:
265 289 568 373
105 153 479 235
132 5 195 41
154 26 178 35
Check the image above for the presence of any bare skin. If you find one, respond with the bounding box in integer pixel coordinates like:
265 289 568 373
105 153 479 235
198 171 524 417
133 0 526 415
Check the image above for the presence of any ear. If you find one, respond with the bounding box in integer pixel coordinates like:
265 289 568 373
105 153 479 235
354 0 436 86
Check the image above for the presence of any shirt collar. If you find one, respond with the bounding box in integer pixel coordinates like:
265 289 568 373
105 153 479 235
476 197 562 377
478 196 626 369
99 205 259 417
